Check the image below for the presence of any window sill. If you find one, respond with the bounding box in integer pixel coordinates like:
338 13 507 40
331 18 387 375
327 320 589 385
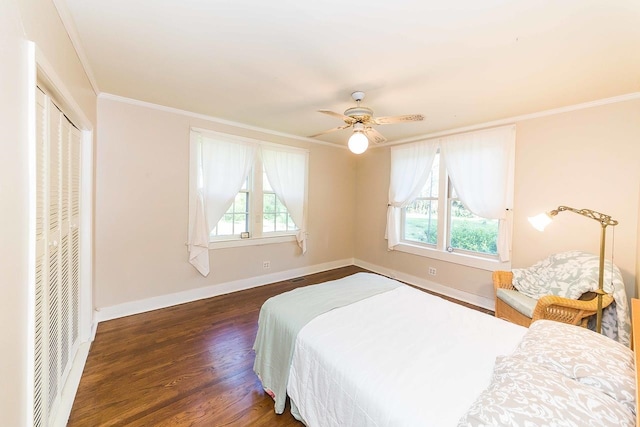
208 234 297 250
394 242 511 272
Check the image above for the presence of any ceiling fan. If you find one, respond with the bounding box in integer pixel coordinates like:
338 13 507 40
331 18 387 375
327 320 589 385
309 91 424 154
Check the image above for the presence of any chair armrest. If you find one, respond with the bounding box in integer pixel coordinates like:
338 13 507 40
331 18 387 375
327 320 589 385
492 271 515 292
532 294 615 326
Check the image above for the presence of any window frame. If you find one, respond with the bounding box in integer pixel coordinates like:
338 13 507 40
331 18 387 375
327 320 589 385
398 148 512 272
188 128 308 250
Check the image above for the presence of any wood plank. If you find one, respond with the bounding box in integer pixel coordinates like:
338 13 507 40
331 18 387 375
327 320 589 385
68 267 367 426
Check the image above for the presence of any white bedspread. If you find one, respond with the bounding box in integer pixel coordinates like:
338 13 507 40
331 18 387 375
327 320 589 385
287 285 527 427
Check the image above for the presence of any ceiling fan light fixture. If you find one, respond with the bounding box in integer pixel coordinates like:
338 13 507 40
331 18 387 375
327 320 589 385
348 131 369 154
309 90 423 148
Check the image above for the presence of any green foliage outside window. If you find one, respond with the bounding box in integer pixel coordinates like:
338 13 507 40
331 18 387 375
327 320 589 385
450 218 498 254
263 193 297 233
405 215 498 255
405 197 498 255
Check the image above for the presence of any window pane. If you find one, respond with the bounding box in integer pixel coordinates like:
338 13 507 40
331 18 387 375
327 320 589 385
234 214 248 233
263 214 275 233
404 199 438 245
213 192 249 237
214 215 234 236
449 200 498 255
262 177 298 234
234 192 248 213
263 193 276 214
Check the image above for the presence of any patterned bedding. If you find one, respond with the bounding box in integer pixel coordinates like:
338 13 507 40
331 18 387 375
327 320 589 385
286 282 527 426
460 321 635 426
512 250 630 345
254 272 636 426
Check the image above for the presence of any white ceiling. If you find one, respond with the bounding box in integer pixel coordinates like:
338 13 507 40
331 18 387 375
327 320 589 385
61 0 640 147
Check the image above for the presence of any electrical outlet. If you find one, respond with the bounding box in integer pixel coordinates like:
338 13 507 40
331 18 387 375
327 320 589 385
428 267 437 276
263 261 271 269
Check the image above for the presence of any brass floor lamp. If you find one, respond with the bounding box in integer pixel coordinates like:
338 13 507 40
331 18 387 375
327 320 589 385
528 206 618 334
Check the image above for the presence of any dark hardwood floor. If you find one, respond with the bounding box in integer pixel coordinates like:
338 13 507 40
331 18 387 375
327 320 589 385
68 266 492 426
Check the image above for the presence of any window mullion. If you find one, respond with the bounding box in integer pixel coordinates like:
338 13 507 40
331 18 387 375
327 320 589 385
436 150 447 250
251 161 263 238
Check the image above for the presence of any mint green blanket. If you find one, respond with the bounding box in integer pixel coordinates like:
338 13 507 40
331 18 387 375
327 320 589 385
253 272 401 413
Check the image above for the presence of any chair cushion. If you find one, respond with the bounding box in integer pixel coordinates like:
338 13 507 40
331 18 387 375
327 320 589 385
496 288 536 318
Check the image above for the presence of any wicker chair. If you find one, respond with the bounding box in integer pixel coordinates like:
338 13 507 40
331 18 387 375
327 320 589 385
493 271 615 328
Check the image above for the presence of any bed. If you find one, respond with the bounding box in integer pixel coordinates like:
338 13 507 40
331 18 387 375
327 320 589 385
253 272 637 426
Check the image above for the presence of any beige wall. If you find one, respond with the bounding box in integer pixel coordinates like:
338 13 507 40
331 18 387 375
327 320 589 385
18 0 97 124
355 99 640 303
94 98 355 309
1 2 31 425
1 0 97 425
512 99 640 300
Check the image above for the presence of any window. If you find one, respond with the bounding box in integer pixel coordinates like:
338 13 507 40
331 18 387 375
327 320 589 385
389 125 515 270
188 129 308 253
402 150 500 257
210 163 299 240
447 185 499 255
262 170 298 233
211 176 250 237
404 154 439 246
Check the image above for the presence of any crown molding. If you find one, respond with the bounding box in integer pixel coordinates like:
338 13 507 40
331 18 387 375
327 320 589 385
99 92 347 150
51 0 100 95
100 90 640 152
387 92 640 147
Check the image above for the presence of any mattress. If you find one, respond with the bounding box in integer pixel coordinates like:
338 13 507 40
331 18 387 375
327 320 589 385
287 282 527 426
253 272 401 413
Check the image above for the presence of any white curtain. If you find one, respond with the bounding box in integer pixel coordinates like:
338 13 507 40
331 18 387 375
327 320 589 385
188 191 210 276
440 125 515 261
261 146 308 253
187 133 257 276
387 139 439 249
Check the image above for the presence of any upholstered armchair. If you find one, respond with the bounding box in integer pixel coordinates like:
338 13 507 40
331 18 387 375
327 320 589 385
493 270 614 328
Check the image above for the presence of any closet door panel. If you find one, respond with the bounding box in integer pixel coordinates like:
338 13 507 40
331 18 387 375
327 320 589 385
59 120 71 381
46 242 59 414
35 89 85 427
70 127 82 345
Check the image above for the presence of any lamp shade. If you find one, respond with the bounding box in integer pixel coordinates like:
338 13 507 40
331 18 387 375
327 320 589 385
528 212 553 231
348 132 369 154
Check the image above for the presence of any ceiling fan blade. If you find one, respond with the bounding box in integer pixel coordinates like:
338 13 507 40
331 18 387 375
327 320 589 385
374 114 424 125
364 127 387 144
318 109 356 124
308 123 353 138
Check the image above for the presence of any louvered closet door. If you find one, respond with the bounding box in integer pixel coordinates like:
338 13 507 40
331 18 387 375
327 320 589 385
34 88 83 427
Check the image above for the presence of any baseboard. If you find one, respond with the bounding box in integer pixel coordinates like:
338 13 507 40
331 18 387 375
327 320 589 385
94 258 355 322
354 258 495 310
